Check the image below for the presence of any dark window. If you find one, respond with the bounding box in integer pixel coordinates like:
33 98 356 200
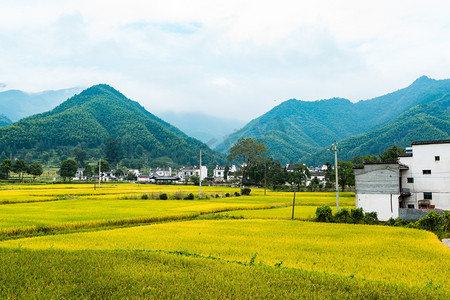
407 204 414 208
423 170 431 174
424 192 432 200
407 177 414 183
435 156 440 161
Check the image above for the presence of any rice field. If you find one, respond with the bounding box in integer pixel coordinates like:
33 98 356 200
220 205 354 220
0 183 448 298
3 219 448 289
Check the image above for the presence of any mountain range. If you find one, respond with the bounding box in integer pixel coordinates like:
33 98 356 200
0 85 225 166
0 87 83 122
215 76 450 165
0 114 12 127
0 76 448 167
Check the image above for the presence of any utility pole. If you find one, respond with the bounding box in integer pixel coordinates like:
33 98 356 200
98 159 101 188
199 149 202 198
331 141 340 212
264 162 267 196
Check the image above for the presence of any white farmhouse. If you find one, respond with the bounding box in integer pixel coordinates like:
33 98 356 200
354 140 450 221
177 165 207 182
213 165 237 182
150 167 172 177
398 140 450 210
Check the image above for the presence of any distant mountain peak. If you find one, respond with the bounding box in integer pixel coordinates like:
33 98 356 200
411 75 434 85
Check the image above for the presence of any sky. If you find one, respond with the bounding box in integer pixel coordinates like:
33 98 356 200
0 0 449 121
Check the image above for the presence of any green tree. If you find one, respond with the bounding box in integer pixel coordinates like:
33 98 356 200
288 165 311 192
28 163 43 180
105 138 120 166
60 159 78 181
227 138 267 188
333 161 355 191
224 165 229 181
72 148 88 167
266 160 287 190
12 159 28 181
0 159 12 179
94 159 110 174
84 164 93 178
379 145 405 161
323 162 333 188
114 168 124 178
309 177 321 191
189 173 200 186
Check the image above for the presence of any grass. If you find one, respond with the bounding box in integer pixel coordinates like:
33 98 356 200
3 219 448 289
0 248 447 299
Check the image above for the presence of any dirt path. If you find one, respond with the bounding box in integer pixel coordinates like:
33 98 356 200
443 239 450 248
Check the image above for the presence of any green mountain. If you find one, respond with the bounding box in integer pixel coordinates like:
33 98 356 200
301 95 450 165
215 76 450 164
0 87 83 121
0 114 12 127
0 84 225 166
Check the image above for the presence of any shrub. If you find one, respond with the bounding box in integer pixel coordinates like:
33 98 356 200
173 191 184 200
443 211 450 233
159 193 168 200
234 192 241 197
141 194 148 200
184 193 195 200
386 217 396 226
364 212 378 225
350 208 364 224
215 194 220 198
241 188 251 196
225 193 230 197
315 205 332 222
415 211 443 232
335 208 350 223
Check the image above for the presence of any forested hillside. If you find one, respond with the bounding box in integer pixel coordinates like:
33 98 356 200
0 114 12 127
301 95 450 165
215 76 450 164
0 85 225 167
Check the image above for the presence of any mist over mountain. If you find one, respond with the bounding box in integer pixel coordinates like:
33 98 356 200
0 87 83 121
215 76 450 165
158 111 246 149
0 84 225 166
0 114 12 127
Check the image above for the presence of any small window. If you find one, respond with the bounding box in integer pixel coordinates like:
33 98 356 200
423 170 431 175
407 204 414 208
435 156 440 161
424 192 432 200
407 177 414 183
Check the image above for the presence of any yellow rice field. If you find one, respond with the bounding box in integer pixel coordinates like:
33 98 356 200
2 219 448 289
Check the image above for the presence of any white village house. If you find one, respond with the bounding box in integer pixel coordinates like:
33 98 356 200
177 165 207 182
150 167 172 177
354 140 450 221
213 165 237 182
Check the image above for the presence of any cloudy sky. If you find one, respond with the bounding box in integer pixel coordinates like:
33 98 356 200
0 0 449 121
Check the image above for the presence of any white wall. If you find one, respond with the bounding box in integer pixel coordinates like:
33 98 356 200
356 193 399 221
399 143 450 210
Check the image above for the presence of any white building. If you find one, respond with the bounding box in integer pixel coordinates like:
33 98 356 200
177 165 207 181
150 167 172 177
213 165 237 182
398 140 450 210
354 140 450 221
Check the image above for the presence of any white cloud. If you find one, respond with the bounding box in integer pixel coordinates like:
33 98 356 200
0 0 449 120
